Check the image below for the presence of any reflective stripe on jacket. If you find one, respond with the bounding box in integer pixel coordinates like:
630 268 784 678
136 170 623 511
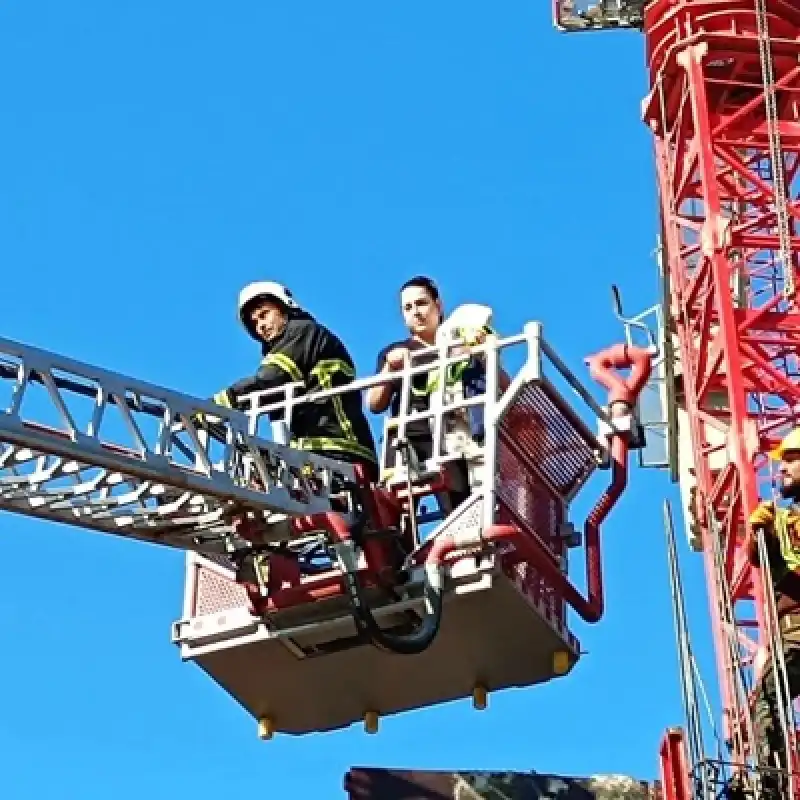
227 312 377 465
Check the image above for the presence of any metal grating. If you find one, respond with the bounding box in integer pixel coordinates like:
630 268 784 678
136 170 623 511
496 441 563 551
496 439 567 628
505 555 566 629
193 563 250 617
499 382 598 501
498 505 567 629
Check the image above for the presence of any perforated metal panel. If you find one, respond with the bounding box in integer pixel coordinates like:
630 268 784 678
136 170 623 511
443 494 484 542
504 553 566 630
192 562 249 617
496 441 562 540
496 410 569 629
499 382 598 501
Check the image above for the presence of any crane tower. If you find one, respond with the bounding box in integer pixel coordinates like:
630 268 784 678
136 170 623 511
558 0 800 794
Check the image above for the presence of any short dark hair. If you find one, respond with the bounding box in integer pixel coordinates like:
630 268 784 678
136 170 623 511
400 275 440 302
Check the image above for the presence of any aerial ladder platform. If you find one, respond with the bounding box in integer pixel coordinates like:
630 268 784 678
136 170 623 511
0 318 652 738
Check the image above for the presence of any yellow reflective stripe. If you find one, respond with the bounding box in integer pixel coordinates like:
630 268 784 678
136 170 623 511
293 436 377 463
775 509 800 572
309 359 358 443
332 395 356 440
410 360 471 397
212 390 233 408
263 352 304 383
311 359 355 380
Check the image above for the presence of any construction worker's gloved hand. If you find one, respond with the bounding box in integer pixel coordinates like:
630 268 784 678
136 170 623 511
748 500 776 528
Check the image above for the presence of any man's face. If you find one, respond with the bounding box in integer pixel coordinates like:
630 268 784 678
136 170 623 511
400 285 441 340
779 450 800 498
248 298 288 343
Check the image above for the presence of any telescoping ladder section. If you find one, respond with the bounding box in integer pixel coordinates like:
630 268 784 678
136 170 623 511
0 335 358 554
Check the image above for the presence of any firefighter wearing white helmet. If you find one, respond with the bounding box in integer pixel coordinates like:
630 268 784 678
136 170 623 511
747 426 800 793
210 280 378 480
237 281 299 338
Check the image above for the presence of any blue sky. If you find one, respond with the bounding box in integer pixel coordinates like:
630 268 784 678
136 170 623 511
0 2 722 798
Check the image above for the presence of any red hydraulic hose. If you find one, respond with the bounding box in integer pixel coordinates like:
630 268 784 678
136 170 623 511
423 432 626 624
422 342 650 624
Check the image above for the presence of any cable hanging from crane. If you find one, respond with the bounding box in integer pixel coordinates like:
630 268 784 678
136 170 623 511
754 0 795 301
663 499 711 798
705 498 758 775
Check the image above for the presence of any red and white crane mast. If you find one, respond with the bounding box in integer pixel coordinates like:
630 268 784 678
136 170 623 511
559 0 800 790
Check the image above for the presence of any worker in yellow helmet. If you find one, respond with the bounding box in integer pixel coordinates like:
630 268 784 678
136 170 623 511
747 427 800 795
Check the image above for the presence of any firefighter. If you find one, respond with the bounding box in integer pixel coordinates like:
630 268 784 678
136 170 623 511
367 275 509 512
211 280 379 482
747 427 800 793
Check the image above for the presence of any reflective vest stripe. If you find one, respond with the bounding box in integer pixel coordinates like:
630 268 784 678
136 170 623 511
310 359 359 444
774 508 800 572
263 352 304 383
293 436 377 463
410 359 472 397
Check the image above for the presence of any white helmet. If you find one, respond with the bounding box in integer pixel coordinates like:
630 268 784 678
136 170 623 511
238 281 299 333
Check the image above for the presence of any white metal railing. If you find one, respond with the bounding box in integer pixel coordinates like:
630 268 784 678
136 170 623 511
239 322 612 531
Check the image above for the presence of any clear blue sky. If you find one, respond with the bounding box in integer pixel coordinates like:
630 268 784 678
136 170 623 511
0 2 722 797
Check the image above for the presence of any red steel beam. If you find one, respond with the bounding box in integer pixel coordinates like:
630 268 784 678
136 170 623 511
659 729 693 800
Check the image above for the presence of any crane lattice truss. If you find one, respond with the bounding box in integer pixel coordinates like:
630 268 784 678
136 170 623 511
643 0 800 770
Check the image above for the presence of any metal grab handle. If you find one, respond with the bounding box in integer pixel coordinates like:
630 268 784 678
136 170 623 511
611 284 659 356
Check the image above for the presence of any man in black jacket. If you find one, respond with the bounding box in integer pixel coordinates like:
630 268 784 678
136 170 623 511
211 280 379 483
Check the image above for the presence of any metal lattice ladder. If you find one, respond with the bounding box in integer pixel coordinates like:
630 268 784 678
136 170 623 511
0 334 359 556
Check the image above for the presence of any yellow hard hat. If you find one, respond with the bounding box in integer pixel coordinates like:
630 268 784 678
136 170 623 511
770 427 800 460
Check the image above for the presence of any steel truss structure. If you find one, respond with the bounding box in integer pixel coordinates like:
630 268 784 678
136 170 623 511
0 334 358 554
643 0 800 774
556 0 800 791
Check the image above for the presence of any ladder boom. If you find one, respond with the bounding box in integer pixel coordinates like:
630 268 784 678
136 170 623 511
0 334 356 553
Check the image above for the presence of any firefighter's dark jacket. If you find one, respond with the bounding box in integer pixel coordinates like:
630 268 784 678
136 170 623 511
222 311 377 465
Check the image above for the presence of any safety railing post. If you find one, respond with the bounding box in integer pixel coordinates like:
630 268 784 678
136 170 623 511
482 333 501 532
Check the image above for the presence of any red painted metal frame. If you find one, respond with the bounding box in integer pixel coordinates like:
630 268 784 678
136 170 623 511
659 729 693 800
642 0 800 766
